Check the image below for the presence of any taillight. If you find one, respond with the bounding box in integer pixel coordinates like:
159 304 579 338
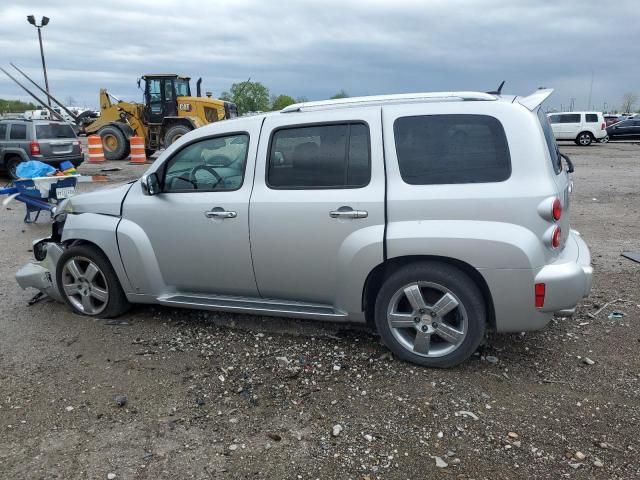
551 226 562 248
601 122 606 130
552 198 562 221
30 141 41 155
535 283 545 308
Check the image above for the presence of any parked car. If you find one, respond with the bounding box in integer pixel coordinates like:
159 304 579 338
547 111 607 145
0 119 84 179
604 115 620 127
606 118 640 140
16 89 592 368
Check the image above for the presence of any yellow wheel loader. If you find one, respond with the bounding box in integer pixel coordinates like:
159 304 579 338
2 65 237 160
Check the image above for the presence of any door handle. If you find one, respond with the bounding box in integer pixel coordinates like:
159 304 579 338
329 207 368 219
204 207 237 219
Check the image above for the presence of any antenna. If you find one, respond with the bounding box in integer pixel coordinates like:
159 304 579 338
487 80 505 95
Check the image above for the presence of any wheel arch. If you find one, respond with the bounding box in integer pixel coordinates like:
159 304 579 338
362 255 496 331
60 213 133 294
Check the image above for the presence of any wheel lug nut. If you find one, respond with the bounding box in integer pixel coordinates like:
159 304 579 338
430 311 437 317
419 309 426 314
432 322 438 328
414 317 420 323
421 325 428 332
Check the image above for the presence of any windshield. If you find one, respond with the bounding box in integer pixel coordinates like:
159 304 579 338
35 123 76 139
537 108 562 174
175 78 190 97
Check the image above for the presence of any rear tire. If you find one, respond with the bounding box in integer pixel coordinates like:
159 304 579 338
99 125 130 160
374 262 486 368
56 244 130 318
163 125 191 147
5 156 22 180
576 131 593 146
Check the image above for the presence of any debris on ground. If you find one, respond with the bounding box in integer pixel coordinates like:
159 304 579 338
114 395 127 407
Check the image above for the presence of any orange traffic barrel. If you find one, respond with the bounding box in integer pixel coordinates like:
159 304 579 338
128 136 148 164
87 135 105 163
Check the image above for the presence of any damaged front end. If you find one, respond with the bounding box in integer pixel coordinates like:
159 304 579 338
15 203 69 302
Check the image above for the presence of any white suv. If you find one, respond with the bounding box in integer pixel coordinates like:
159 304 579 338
547 111 607 145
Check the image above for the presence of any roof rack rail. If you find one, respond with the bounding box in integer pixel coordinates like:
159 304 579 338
281 91 497 113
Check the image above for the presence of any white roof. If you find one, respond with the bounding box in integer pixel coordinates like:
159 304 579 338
281 91 497 113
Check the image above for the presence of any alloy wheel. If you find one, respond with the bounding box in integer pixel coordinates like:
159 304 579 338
579 133 591 146
386 282 468 358
60 256 109 315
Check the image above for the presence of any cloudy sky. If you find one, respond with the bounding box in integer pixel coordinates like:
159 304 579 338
1 0 638 111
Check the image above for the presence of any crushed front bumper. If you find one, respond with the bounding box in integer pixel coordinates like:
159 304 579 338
15 241 65 302
534 230 593 314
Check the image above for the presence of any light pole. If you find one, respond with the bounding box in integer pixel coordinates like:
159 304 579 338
27 15 51 107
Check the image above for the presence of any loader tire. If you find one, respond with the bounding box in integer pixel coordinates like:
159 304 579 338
99 125 130 161
164 125 191 147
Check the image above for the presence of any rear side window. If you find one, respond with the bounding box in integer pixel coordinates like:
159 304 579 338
560 114 581 123
537 108 562 174
0 124 7 139
393 114 511 185
9 124 27 140
36 123 76 139
268 123 370 189
585 114 598 123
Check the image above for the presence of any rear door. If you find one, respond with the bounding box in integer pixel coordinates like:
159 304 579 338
559 113 581 139
35 122 81 159
6 123 28 154
249 108 385 308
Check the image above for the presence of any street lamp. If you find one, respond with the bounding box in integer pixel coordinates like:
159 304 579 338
27 15 51 107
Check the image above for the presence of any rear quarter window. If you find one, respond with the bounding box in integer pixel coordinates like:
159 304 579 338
537 108 562 174
393 114 511 185
585 114 598 123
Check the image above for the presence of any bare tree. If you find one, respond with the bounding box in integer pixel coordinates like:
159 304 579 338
621 92 638 113
65 96 76 107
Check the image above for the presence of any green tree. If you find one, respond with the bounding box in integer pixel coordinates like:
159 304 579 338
0 98 37 114
330 90 349 99
271 94 296 111
220 81 270 114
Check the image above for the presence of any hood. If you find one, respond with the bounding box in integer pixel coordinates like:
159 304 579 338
63 182 134 216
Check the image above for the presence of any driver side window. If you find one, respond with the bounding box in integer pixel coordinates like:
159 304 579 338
163 133 249 192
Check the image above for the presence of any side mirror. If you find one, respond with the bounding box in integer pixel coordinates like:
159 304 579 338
141 172 161 195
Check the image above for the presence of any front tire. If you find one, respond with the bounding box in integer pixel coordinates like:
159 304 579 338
374 262 486 368
575 131 593 146
56 245 130 318
98 125 130 160
163 125 191 147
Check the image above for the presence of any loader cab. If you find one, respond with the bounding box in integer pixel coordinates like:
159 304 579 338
143 74 191 124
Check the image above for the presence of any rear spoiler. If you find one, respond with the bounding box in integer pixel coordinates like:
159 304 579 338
517 88 554 111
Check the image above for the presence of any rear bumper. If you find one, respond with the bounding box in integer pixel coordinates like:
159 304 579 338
482 229 592 333
534 230 592 313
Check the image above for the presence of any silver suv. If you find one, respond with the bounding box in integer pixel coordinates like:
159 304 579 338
16 89 592 367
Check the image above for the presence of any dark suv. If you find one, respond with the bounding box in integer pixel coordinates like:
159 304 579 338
0 119 84 179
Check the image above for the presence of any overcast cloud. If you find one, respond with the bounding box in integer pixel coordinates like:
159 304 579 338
1 0 638 111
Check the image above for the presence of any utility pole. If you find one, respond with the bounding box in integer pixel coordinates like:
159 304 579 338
587 70 593 112
27 15 51 107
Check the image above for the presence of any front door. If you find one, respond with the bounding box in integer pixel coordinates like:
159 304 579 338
121 121 262 296
249 108 385 308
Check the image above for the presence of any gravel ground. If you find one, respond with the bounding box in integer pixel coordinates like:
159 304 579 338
1 142 639 479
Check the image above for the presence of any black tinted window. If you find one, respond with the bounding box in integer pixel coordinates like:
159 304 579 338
538 109 561 174
9 124 27 140
548 114 561 124
585 114 598 123
560 114 581 123
36 123 76 139
394 114 511 185
0 124 7 139
268 123 370 188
